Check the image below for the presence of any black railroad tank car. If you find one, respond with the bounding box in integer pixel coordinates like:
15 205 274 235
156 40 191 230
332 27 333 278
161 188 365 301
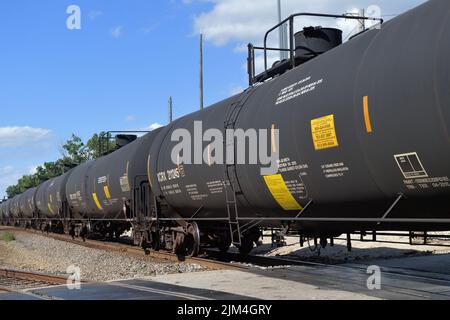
3 200 11 220
35 178 59 219
149 0 450 235
1 0 450 255
19 187 37 219
0 201 6 222
46 171 72 219
65 161 94 219
10 195 22 219
149 95 240 215
6 200 12 222
1 201 9 223
86 131 162 220
5 200 12 219
66 130 162 221
63 131 164 238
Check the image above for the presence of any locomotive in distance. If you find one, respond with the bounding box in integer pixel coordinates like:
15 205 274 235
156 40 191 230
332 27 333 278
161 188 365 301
1 0 450 256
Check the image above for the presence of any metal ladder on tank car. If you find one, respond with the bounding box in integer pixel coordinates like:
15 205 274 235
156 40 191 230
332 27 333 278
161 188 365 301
223 88 255 247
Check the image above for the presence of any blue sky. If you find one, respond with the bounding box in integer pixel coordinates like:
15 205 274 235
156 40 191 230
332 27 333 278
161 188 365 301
0 0 427 198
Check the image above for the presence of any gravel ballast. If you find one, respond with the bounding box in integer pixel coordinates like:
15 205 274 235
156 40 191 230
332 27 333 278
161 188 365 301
0 230 204 282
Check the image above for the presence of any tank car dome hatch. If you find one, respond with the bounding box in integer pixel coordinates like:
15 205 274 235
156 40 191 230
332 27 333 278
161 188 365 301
115 134 137 149
294 26 343 61
250 25 343 85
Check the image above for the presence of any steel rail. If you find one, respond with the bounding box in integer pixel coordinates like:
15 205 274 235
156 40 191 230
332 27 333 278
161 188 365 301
0 268 78 295
0 269 69 285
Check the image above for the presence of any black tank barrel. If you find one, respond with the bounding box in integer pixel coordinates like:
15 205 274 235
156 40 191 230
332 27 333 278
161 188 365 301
148 0 450 232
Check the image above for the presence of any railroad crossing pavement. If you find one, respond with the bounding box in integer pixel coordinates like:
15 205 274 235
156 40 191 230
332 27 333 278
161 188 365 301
0 281 252 300
1 253 450 300
132 254 450 300
0 273 375 300
0 291 43 300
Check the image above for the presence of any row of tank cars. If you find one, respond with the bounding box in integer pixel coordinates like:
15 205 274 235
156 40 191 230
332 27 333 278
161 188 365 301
2 0 450 257
0 130 253 256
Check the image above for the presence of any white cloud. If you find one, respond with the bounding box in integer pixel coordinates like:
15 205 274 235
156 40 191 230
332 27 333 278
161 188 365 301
89 10 103 20
148 123 164 131
28 165 38 175
127 123 164 137
111 26 124 38
0 165 45 198
126 115 137 122
0 166 21 199
194 0 427 77
0 126 52 148
0 166 14 175
230 85 244 95
140 25 158 34
252 49 281 75
194 0 426 47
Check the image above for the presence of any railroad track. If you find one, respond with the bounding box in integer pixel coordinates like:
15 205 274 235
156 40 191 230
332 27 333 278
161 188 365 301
10 226 450 281
1 227 248 271
3 227 450 300
1 226 312 271
0 269 69 292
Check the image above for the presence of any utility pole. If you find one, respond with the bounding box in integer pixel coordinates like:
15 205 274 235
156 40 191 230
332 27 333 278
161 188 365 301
277 0 288 60
357 8 366 33
169 96 173 124
200 33 204 111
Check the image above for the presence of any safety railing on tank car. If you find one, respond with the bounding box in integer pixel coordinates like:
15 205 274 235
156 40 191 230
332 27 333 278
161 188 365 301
247 12 383 86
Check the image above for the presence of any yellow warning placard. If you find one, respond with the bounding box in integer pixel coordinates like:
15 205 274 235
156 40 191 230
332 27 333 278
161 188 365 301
311 114 339 150
263 174 302 211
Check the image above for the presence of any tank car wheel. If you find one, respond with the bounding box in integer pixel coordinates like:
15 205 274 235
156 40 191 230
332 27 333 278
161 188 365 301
238 237 254 256
151 231 161 251
140 234 149 250
217 234 231 253
183 222 201 257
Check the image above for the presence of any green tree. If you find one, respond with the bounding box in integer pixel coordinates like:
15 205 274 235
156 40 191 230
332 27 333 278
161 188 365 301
5 132 107 198
86 131 117 159
6 185 20 198
61 134 89 165
86 132 102 159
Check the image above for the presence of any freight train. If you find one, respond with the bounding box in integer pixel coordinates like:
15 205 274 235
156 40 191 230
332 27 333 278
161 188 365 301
1 0 450 256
